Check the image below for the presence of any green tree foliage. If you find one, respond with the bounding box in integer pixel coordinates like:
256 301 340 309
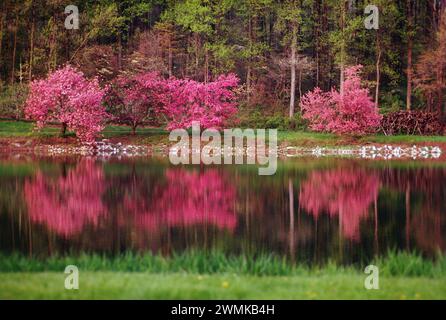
0 0 445 118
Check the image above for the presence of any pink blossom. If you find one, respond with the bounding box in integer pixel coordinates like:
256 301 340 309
301 65 382 135
25 65 108 143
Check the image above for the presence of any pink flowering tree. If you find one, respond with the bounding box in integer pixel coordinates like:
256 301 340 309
300 65 381 135
106 72 166 135
25 65 107 142
164 74 239 130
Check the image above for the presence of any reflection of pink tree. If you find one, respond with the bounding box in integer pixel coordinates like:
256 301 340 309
24 159 106 237
300 168 380 240
124 169 237 231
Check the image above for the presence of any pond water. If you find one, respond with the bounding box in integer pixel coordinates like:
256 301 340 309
0 156 445 265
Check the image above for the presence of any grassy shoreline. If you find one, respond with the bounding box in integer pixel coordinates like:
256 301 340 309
1 251 445 277
1 120 446 148
2 252 445 299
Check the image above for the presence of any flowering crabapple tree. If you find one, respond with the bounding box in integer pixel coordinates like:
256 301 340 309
300 65 381 135
25 65 107 143
106 72 166 135
164 74 239 130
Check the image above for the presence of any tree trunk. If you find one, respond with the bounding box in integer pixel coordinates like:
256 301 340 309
168 38 173 77
11 14 18 84
314 0 320 87
289 26 297 118
29 17 35 81
195 34 200 80
204 47 209 83
117 34 122 70
406 0 413 111
375 33 382 109
132 124 137 135
339 1 346 95
246 66 251 103
298 69 303 101
60 123 67 137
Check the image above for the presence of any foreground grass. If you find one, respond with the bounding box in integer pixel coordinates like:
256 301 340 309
1 252 444 299
1 251 446 277
1 272 445 299
1 120 445 146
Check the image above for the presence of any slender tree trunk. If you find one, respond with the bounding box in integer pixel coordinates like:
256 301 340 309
132 124 137 136
298 69 303 100
406 0 413 111
168 38 173 77
246 16 253 103
339 1 346 95
204 47 209 83
246 66 251 103
11 15 18 84
195 33 200 80
48 18 57 72
314 0 320 87
375 33 382 109
289 26 297 118
29 17 35 81
117 34 122 70
60 123 67 137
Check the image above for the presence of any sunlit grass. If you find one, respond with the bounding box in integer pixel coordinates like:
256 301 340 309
0 120 444 146
0 272 445 299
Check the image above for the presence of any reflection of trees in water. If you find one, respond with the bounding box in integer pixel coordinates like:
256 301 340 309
24 159 106 237
7 159 445 260
122 169 237 231
299 168 380 240
381 167 446 253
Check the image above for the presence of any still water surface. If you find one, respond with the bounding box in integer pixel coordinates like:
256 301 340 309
0 157 445 265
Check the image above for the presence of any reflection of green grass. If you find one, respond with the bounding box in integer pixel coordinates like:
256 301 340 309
0 272 445 299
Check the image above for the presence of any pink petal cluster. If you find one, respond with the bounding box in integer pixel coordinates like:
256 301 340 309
300 65 382 135
25 65 107 142
110 72 166 128
163 74 240 130
107 72 239 131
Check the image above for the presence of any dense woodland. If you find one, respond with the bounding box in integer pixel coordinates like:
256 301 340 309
1 0 446 132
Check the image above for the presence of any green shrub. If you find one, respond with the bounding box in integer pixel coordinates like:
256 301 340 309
238 110 308 130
